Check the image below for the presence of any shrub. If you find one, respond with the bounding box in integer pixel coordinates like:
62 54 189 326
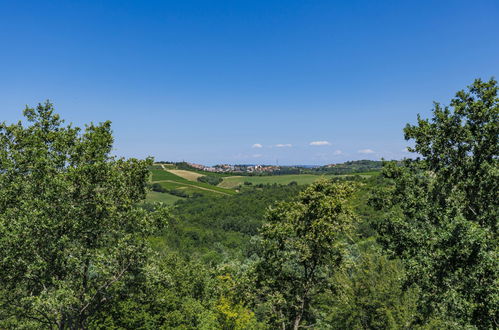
197 175 223 186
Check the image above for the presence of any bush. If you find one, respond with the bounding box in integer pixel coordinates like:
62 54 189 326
197 175 223 186
169 189 190 198
151 183 167 193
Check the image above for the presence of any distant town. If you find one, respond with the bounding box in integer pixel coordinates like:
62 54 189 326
189 162 282 173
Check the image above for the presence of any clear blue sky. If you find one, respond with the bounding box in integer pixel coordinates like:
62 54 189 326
1 0 498 165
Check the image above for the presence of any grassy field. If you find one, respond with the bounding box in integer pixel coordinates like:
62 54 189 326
218 174 324 188
218 171 379 189
149 168 236 196
146 191 183 205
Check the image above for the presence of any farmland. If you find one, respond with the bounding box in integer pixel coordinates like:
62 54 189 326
218 172 378 189
167 169 204 181
218 174 324 188
145 166 236 203
145 163 379 204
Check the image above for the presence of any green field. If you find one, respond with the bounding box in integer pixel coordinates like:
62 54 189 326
146 191 183 205
218 172 379 189
151 168 186 181
218 174 323 188
145 165 378 202
147 167 236 201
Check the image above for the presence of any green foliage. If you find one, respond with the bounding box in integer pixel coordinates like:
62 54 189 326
317 239 419 329
0 103 168 329
169 189 189 198
252 180 357 329
371 78 498 328
89 253 264 329
197 175 223 186
304 160 383 175
151 182 167 192
158 184 303 263
3 79 495 329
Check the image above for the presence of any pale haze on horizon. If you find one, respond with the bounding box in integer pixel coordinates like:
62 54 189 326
1 0 498 165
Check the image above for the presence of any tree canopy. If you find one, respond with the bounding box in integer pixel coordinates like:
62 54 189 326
372 78 498 328
253 180 357 329
0 103 167 329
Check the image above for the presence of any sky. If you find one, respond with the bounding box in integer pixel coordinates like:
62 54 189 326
1 0 498 165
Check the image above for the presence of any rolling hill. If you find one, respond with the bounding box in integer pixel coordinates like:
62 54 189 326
145 162 379 205
145 164 237 204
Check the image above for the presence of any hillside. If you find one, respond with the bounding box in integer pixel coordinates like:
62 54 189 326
146 163 380 203
217 172 376 189
146 164 236 204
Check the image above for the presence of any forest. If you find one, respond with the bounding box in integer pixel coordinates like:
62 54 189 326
0 78 497 329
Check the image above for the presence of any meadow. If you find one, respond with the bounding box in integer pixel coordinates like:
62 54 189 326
218 174 324 188
218 172 378 189
145 190 183 204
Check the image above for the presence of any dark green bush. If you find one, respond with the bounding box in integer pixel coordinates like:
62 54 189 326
151 183 166 193
197 175 223 186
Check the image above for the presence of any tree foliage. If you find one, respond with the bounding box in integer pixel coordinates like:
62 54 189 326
0 103 167 329
371 78 498 328
89 253 263 330
317 239 419 329
2 78 496 329
151 182 167 193
253 180 357 329
197 175 223 186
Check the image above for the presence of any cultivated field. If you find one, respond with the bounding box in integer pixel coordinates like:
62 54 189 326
218 174 323 188
218 172 378 189
145 167 236 203
167 169 204 181
145 164 378 203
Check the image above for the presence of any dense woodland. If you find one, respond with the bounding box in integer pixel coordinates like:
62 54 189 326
0 78 497 329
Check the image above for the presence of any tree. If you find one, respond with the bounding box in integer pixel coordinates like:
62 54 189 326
253 179 356 329
371 78 498 328
317 239 419 330
197 175 223 186
0 102 167 329
89 253 264 329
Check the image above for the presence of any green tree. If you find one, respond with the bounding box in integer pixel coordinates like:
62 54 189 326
90 253 264 330
0 102 167 329
317 239 419 329
197 175 223 186
253 179 356 329
371 78 498 328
